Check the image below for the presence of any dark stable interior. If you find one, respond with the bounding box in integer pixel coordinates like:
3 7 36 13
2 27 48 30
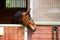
0 0 27 24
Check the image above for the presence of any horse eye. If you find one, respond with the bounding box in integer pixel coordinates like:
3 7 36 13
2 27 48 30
25 13 28 15
29 17 31 20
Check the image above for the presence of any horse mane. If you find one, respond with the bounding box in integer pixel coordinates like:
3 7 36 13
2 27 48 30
11 10 31 24
13 11 23 19
11 10 24 24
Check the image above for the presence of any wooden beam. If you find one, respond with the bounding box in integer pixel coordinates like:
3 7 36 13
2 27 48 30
0 24 22 27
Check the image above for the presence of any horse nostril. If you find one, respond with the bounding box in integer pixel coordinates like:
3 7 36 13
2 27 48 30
32 28 36 32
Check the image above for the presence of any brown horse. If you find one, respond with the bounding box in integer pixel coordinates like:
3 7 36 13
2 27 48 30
12 9 36 32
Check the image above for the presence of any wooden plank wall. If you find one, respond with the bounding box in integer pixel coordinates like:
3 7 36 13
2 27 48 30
0 26 60 40
0 27 24 40
32 26 60 40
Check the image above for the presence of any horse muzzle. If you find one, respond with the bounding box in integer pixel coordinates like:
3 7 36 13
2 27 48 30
30 26 36 32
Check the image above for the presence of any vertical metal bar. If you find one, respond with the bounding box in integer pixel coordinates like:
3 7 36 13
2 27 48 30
52 25 58 40
56 27 58 40
24 27 28 40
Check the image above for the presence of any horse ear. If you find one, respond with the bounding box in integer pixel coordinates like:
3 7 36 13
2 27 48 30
25 9 31 15
27 9 31 13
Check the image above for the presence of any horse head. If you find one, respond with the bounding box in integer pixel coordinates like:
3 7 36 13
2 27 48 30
12 9 36 32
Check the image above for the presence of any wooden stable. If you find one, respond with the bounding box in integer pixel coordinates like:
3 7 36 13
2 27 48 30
0 24 25 40
31 25 60 40
0 0 60 40
0 0 29 23
0 25 60 40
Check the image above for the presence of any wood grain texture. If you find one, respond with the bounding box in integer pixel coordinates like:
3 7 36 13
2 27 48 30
0 26 60 40
32 26 60 40
0 26 24 40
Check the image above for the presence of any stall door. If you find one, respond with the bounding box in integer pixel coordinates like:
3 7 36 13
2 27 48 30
0 27 24 40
